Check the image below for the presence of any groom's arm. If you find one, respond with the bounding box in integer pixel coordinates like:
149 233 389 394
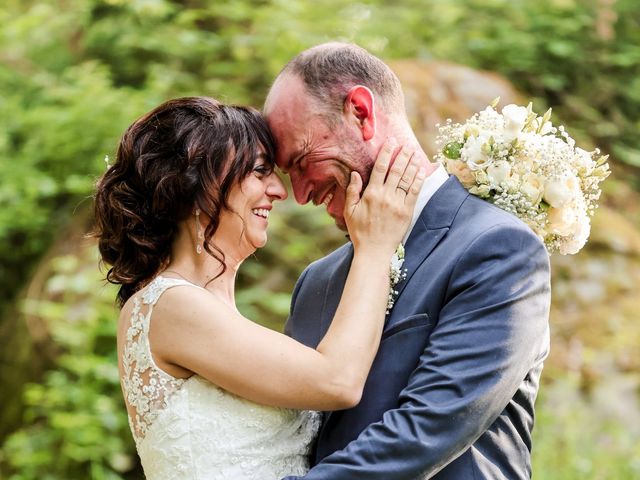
284 223 551 480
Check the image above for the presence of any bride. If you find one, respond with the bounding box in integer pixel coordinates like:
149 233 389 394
93 96 424 479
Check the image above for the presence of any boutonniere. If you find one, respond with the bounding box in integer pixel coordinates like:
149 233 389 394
387 244 407 314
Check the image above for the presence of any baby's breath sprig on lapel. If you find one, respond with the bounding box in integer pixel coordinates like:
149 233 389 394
387 244 407 314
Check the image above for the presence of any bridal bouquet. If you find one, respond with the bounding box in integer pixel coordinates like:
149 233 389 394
434 101 610 255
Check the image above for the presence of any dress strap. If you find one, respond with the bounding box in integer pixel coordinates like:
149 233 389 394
141 276 197 306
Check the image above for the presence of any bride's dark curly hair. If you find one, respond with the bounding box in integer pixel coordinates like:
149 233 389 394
93 97 275 307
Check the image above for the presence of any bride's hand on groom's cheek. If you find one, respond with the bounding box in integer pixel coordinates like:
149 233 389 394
344 139 426 255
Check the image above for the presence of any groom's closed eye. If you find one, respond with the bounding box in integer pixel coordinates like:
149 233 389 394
286 142 311 173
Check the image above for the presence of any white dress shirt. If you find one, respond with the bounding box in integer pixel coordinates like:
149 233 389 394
403 164 450 244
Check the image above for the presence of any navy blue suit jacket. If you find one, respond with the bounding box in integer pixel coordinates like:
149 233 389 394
283 176 551 479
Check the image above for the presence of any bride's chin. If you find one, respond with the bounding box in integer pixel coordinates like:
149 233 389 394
240 237 265 255
249 239 266 251
245 232 268 251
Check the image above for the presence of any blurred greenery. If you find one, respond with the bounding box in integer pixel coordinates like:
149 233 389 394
0 0 639 478
1 251 137 480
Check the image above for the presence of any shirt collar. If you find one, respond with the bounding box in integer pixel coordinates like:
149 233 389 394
403 164 449 244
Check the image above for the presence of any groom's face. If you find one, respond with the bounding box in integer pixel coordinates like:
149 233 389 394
266 75 373 231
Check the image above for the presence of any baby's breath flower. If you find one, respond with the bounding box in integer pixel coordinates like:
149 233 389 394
387 244 407 314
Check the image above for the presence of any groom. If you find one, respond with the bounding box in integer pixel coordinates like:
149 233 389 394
265 43 551 479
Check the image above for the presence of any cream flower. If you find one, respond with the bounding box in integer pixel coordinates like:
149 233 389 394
521 173 544 205
502 104 528 140
461 135 493 170
543 174 579 208
547 204 579 236
559 219 591 255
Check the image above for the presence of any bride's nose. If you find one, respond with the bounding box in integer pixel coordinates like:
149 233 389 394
266 174 288 201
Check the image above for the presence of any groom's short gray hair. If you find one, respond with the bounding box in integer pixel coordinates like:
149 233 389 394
276 42 405 123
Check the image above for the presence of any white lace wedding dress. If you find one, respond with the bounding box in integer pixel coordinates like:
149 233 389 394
120 276 321 479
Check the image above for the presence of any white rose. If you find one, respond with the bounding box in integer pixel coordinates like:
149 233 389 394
558 218 591 255
461 135 493 170
487 161 512 185
502 104 528 140
520 173 544 205
547 204 579 237
543 174 578 208
446 159 476 188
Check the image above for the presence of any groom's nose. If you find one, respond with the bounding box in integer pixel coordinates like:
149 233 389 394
289 170 312 205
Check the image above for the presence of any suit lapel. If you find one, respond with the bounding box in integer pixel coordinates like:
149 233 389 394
388 176 469 320
318 178 469 442
317 177 470 337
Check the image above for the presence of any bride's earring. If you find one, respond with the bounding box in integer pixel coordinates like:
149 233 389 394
195 208 203 254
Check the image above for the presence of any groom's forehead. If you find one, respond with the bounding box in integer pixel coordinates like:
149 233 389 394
265 74 306 115
267 81 323 167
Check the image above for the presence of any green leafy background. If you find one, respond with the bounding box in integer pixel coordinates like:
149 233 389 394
1 0 639 478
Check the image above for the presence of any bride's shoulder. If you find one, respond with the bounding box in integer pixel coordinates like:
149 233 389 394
118 276 218 325
146 277 220 316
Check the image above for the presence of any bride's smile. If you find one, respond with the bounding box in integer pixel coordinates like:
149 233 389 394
217 154 287 256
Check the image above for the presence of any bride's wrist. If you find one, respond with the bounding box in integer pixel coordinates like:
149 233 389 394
352 245 395 264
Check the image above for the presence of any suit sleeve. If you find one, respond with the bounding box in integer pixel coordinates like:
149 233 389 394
284 222 551 479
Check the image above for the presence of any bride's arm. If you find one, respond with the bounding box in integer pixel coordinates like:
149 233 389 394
151 144 425 410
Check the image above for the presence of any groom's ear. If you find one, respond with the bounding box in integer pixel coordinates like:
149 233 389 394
343 86 376 141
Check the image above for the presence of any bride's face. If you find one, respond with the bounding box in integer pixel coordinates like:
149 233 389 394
218 153 288 255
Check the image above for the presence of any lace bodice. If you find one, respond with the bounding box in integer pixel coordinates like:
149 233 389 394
119 276 321 480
